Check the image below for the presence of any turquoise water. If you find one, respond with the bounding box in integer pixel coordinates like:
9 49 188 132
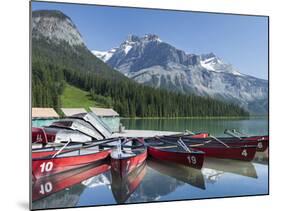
32 117 268 136
121 117 268 136
32 119 57 127
32 117 268 209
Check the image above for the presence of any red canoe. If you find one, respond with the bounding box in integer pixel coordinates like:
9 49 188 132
224 129 269 152
32 127 48 144
33 147 62 159
110 138 147 178
222 136 268 152
145 137 205 169
32 135 118 159
161 136 257 161
190 145 257 161
244 135 268 152
32 143 112 179
32 161 111 201
167 131 268 152
32 140 99 159
32 143 85 159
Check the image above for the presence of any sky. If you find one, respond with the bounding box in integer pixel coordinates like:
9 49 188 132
32 1 268 80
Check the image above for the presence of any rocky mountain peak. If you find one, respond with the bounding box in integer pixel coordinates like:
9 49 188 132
32 10 84 46
92 34 268 114
200 52 216 61
126 34 162 43
127 34 141 43
143 34 162 42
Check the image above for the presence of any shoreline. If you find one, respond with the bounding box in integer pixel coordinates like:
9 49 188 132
120 115 268 120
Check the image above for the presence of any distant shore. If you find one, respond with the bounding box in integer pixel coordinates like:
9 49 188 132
120 115 268 120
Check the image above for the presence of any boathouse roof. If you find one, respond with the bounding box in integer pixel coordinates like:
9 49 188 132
32 107 59 118
90 107 119 117
61 108 87 117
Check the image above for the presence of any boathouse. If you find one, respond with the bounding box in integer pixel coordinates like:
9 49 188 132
32 107 59 127
32 107 59 119
90 107 120 132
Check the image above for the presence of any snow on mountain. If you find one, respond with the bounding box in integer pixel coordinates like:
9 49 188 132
82 174 111 188
200 53 243 76
91 48 117 62
92 34 268 114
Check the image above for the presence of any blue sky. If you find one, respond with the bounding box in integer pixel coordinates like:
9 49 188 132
32 1 268 80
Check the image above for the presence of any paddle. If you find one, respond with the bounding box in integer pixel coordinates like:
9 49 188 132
177 138 192 152
208 135 230 148
153 136 192 152
52 138 71 158
163 133 230 148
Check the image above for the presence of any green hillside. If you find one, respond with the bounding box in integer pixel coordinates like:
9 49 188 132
61 83 93 109
61 83 110 109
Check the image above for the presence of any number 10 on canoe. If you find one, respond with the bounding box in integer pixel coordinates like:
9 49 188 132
40 162 53 173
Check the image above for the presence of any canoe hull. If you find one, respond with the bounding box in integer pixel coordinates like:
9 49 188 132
247 136 269 152
147 147 204 169
213 136 268 152
32 127 48 144
32 143 87 159
191 146 257 161
111 150 147 178
32 149 111 179
32 150 60 159
183 134 268 152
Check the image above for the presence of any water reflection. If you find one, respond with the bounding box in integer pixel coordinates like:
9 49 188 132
111 162 147 203
203 158 258 180
253 149 269 165
147 158 205 189
32 161 111 209
32 149 268 209
125 166 186 203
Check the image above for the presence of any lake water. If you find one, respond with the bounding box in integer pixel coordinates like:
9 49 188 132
121 117 268 136
32 117 269 210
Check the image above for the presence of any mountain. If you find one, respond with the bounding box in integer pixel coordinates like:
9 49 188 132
31 10 128 110
93 34 268 114
32 10 84 47
32 10 127 81
31 10 249 117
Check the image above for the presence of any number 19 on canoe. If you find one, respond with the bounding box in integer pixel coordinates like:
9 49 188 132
40 162 53 173
187 156 197 165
